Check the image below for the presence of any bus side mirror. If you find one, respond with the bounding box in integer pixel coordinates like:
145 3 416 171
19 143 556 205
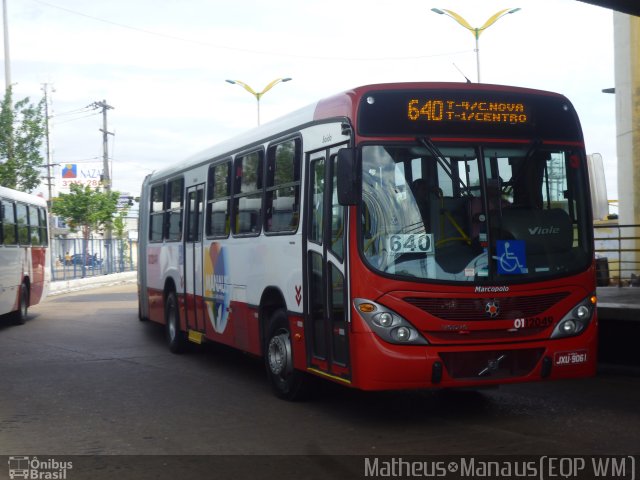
337 148 360 206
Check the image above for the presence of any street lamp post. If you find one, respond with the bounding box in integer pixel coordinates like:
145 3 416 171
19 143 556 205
431 8 520 83
225 77 292 126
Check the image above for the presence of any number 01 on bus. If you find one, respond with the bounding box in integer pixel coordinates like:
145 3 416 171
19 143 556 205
138 82 598 400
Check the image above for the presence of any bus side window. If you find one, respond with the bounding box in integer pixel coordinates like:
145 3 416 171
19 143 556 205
206 161 231 238
166 178 184 241
149 184 165 242
233 150 263 236
2 200 17 245
265 139 301 234
28 205 40 245
16 203 29 245
39 207 48 246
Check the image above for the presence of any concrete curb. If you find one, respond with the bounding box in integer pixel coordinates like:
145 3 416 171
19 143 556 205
48 271 137 296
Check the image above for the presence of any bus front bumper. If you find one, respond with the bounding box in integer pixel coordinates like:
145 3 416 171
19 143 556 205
348 324 597 391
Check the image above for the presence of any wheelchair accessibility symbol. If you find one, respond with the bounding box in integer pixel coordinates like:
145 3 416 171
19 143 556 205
496 240 527 274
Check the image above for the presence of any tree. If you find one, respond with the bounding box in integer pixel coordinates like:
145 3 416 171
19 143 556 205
51 183 121 243
0 86 46 192
112 209 130 271
113 209 129 241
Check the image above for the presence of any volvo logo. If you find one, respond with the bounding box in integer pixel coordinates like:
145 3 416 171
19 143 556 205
485 300 500 318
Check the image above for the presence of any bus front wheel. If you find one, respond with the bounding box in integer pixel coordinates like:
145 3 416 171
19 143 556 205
165 291 188 354
265 309 308 401
12 282 29 325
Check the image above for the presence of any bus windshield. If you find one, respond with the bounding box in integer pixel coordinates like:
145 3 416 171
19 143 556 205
359 142 592 283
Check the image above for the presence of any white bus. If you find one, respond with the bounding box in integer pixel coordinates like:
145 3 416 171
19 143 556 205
0 186 50 324
138 83 597 399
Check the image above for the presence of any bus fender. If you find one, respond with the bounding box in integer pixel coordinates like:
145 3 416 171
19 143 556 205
258 287 288 356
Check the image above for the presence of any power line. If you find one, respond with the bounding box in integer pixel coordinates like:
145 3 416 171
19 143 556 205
57 157 102 163
53 111 100 125
52 105 95 117
31 0 472 62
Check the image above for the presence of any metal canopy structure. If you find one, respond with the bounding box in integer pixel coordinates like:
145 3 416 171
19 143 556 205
578 0 640 16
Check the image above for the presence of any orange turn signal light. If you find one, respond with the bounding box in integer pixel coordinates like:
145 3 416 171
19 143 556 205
358 303 376 313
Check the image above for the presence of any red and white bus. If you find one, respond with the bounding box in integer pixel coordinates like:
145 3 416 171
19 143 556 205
138 82 597 399
0 186 50 324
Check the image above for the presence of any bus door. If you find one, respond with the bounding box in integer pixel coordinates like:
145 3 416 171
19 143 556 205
184 184 206 334
305 148 351 382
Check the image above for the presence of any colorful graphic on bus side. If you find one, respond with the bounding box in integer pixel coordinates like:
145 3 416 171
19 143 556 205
204 242 230 334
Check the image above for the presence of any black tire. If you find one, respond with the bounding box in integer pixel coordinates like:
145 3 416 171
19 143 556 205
265 309 309 401
12 282 29 325
138 300 147 322
165 291 188 353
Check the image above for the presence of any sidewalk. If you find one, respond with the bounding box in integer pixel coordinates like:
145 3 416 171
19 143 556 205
596 286 640 322
48 271 137 296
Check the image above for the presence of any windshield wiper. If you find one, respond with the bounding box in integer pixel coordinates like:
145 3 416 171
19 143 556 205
417 137 472 196
501 139 541 197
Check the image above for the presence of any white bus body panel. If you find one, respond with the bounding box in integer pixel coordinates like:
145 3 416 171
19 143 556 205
0 186 50 316
138 119 350 352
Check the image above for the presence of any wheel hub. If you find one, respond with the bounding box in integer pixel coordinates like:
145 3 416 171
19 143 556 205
268 333 291 376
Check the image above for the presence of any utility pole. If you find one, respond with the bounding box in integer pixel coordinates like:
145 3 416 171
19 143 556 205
90 99 114 273
91 100 114 192
41 83 55 201
41 83 58 242
2 0 10 90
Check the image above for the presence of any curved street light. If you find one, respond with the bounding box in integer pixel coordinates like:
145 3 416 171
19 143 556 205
431 8 521 83
225 77 292 126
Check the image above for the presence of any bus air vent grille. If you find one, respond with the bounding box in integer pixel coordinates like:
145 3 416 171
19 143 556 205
404 292 569 321
439 348 545 379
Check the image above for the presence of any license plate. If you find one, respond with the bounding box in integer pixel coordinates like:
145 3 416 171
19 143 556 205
554 350 589 366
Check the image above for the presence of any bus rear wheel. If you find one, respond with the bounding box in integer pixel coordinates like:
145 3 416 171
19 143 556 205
265 309 308 401
165 291 188 354
12 282 29 325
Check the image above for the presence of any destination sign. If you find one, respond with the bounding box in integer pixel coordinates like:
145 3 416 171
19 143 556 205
407 98 529 125
357 88 583 142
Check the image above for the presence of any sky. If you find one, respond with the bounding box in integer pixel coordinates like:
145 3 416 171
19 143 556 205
5 0 618 205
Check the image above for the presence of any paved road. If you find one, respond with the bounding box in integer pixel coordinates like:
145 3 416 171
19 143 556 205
1 284 639 477
597 285 640 323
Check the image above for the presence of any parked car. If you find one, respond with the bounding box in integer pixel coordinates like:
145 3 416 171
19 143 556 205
70 253 102 268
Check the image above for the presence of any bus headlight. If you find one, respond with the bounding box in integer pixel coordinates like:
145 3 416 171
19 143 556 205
354 298 428 345
374 312 394 327
561 320 577 335
550 296 595 339
575 305 590 320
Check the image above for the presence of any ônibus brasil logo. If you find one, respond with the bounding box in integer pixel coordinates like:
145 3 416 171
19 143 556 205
8 456 73 479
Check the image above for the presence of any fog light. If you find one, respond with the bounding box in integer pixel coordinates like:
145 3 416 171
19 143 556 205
395 326 411 342
576 305 590 319
374 312 394 327
561 320 576 334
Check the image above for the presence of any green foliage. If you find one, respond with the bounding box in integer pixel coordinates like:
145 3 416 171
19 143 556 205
0 87 46 192
51 183 121 240
112 209 129 240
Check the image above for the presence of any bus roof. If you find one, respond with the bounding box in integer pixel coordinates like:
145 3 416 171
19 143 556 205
312 81 570 123
0 185 48 207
